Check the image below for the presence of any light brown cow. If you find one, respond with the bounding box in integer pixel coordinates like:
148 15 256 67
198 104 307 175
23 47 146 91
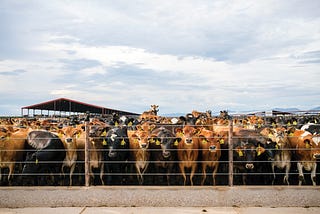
198 128 221 185
75 123 107 185
0 126 30 184
175 125 200 186
139 105 159 121
56 125 83 186
287 128 319 185
128 122 155 184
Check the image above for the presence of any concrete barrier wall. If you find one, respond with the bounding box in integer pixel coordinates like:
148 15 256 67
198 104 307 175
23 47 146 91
0 186 319 208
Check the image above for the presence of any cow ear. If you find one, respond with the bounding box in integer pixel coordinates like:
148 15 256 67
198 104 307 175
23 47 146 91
174 127 183 134
287 127 295 135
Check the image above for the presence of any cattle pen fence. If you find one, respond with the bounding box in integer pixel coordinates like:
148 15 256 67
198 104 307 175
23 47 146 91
1 113 320 207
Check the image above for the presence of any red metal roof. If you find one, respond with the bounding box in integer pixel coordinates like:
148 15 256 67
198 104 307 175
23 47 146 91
21 97 139 115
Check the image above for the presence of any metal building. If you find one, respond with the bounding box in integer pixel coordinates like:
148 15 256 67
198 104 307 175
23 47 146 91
21 97 139 117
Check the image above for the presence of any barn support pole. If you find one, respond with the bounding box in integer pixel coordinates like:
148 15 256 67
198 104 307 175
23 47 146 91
84 115 91 187
228 118 233 186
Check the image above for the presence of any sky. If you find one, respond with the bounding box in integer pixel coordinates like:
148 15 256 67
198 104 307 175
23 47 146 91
0 0 319 116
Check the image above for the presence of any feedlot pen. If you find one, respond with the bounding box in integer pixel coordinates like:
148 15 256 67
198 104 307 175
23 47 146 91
1 112 320 207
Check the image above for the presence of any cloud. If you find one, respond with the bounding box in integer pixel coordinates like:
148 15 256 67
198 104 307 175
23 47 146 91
0 0 319 115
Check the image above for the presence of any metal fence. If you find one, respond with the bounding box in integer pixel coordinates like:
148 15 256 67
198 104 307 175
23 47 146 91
1 114 320 187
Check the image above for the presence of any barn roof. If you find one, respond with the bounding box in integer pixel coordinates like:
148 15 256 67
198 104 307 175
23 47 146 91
21 97 139 116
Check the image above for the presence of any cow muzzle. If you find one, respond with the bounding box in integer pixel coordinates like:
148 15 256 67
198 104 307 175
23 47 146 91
209 145 217 152
163 151 171 158
185 138 192 144
245 163 254 169
140 143 148 149
65 138 73 143
313 153 320 159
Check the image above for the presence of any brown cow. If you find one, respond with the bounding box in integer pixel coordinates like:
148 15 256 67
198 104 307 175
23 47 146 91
287 128 319 185
0 126 30 184
128 122 155 184
175 125 199 186
76 123 107 185
56 125 83 185
139 105 159 121
198 128 221 185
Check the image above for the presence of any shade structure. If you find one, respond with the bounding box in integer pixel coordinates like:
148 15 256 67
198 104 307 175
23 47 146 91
21 97 139 116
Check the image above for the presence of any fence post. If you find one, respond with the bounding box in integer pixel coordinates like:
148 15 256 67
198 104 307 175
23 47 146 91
85 115 90 187
228 118 233 186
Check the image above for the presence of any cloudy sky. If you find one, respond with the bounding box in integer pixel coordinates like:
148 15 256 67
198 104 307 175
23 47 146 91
0 0 319 116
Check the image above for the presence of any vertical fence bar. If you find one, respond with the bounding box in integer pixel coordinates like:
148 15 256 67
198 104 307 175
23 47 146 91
228 118 233 186
85 119 90 187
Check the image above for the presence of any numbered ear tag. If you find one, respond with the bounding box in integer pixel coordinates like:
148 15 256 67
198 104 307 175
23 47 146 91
101 130 107 137
293 121 297 125
121 139 126 146
257 145 262 156
149 138 155 144
238 149 243 157
306 143 310 149
275 144 279 150
174 140 179 146
156 140 161 145
114 121 119 127
58 133 63 138
102 139 107 145
202 139 207 144
35 158 39 164
268 134 273 138
219 139 224 144
128 121 133 126
77 133 81 138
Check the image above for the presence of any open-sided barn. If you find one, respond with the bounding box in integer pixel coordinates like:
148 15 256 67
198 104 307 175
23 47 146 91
21 97 139 117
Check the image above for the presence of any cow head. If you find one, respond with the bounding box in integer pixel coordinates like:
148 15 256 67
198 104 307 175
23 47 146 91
148 127 178 158
105 127 129 159
175 125 198 146
57 126 82 146
234 141 257 170
198 128 221 153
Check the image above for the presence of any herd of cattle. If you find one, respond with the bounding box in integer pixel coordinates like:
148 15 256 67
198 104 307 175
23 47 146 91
0 105 320 186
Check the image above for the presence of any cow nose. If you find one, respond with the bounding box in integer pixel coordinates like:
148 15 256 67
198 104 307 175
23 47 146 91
313 153 320 159
209 145 216 151
66 138 73 143
141 143 147 149
186 139 192 144
245 163 254 169
163 151 170 158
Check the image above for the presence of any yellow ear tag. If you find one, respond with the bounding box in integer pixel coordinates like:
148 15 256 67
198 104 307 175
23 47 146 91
156 140 161 145
35 158 38 164
287 122 291 126
238 149 243 157
219 139 224 144
149 138 155 144
275 144 279 150
115 121 118 127
268 134 273 138
272 123 276 127
91 140 95 145
178 132 183 137
306 143 310 149
257 145 261 156
258 124 261 128
77 133 81 138
289 133 294 137
102 139 107 145
121 139 126 146
101 130 107 137
174 140 179 146
134 139 138 143
58 133 63 138
293 121 297 125
202 139 207 144
128 121 133 126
